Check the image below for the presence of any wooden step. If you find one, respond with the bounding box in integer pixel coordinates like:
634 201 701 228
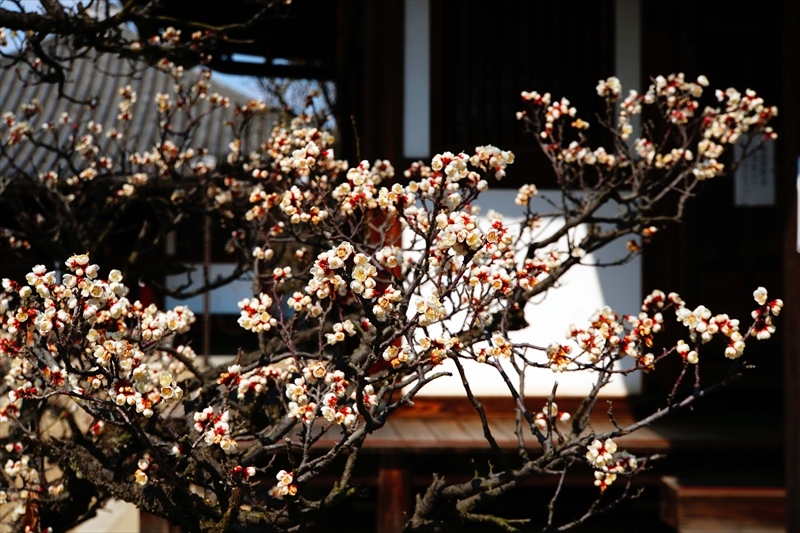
660 476 785 533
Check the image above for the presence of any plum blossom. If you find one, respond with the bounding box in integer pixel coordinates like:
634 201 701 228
586 438 618 469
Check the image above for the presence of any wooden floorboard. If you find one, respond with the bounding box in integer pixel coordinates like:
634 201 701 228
487 419 520 444
391 418 440 443
277 406 781 454
344 413 782 453
456 418 492 442
425 418 476 442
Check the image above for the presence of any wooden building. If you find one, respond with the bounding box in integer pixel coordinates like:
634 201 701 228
70 0 800 531
268 1 794 531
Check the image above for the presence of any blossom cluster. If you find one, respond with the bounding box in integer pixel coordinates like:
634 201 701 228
0 67 784 527
585 437 639 491
554 284 780 376
237 293 277 332
519 73 776 185
533 402 571 433
194 408 238 453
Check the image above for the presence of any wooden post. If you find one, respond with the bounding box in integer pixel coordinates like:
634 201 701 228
376 455 411 533
783 1 800 531
139 512 180 533
202 213 211 367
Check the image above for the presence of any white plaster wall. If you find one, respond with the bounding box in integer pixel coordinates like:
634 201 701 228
69 499 139 533
403 0 430 159
414 189 642 398
165 264 252 315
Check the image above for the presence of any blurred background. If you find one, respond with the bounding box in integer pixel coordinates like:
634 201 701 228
1 0 797 531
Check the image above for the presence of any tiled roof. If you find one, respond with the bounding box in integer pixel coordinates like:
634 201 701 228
0 50 273 176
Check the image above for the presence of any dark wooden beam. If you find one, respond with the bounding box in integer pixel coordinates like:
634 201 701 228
783 1 800 531
356 0 404 163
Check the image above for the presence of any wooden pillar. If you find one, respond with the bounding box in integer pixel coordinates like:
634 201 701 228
376 455 411 533
139 512 180 533
202 213 212 367
783 1 800 531
349 0 404 163
335 0 405 165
